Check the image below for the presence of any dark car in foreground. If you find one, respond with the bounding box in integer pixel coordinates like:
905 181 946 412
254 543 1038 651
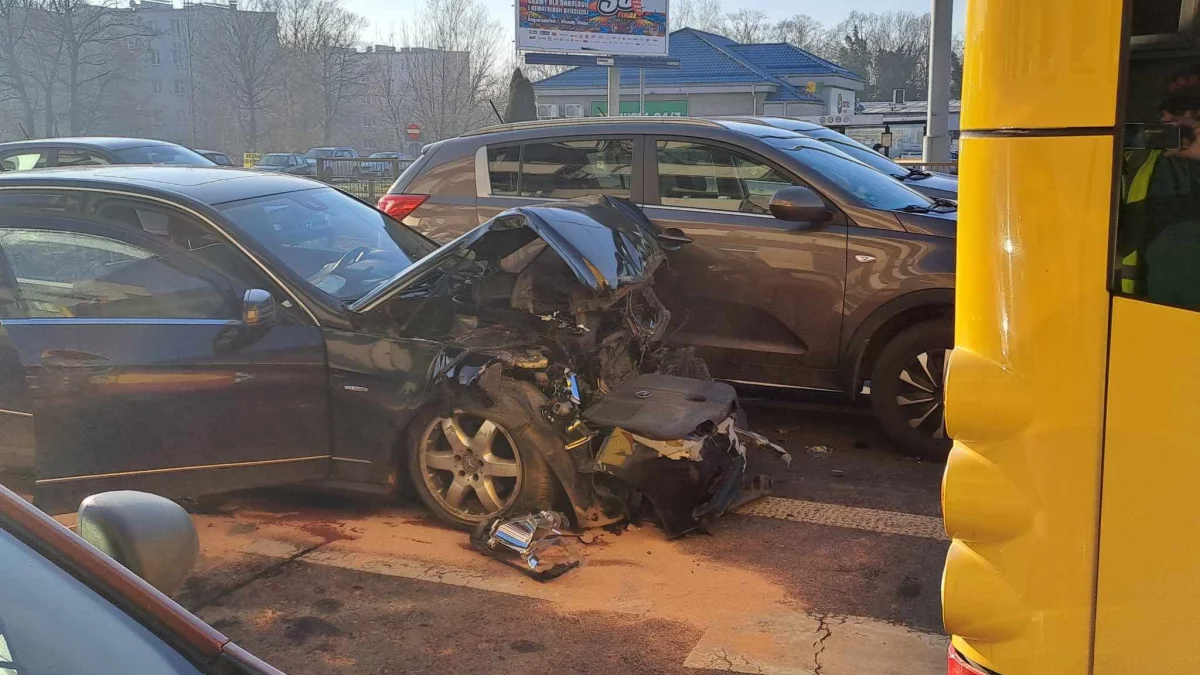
252 152 314 175
0 167 780 534
719 116 959 200
0 137 215 172
0 483 283 674
382 118 957 457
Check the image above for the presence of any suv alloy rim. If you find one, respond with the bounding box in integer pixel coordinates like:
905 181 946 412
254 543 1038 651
896 349 948 440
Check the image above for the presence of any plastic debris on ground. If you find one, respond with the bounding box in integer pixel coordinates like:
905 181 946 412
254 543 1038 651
469 510 583 581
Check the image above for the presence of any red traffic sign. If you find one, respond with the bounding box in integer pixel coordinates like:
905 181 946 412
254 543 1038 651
405 123 421 141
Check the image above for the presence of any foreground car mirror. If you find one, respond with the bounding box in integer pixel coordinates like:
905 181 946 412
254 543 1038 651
76 491 199 596
658 227 693 252
242 288 278 328
769 186 831 225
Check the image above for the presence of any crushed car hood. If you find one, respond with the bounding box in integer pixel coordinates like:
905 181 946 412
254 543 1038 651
351 195 665 311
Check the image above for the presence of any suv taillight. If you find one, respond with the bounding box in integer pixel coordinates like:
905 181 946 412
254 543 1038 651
377 194 428 221
948 646 992 675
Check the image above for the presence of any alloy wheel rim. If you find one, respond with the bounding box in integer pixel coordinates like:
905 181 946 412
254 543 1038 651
896 349 949 440
418 412 522 520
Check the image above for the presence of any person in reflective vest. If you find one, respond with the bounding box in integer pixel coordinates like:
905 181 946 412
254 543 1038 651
1119 70 1200 306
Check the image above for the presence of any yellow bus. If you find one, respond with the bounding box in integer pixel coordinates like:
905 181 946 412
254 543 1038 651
942 1 1200 673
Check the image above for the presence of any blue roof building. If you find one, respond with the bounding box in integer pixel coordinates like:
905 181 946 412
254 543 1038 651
531 28 865 120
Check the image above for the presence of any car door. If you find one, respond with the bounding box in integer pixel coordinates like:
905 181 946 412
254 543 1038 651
0 190 331 514
475 136 639 225
641 136 849 390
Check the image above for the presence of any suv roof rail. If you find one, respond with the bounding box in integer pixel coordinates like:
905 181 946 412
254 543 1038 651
461 116 723 137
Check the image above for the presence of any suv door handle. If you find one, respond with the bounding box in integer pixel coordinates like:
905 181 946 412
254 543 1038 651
41 349 113 372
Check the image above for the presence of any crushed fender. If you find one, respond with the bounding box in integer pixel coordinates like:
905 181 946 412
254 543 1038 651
470 511 583 581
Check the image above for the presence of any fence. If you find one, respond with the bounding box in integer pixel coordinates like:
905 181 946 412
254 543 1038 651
895 159 959 175
313 157 414 202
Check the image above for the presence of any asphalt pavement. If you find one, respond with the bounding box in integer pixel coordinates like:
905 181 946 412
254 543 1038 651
173 398 950 675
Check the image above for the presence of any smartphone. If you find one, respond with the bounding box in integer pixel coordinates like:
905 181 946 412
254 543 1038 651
1124 123 1183 150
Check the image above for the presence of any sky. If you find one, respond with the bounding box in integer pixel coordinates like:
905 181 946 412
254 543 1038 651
344 0 968 47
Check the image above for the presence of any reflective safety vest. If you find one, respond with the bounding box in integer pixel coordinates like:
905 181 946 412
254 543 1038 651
1120 149 1164 294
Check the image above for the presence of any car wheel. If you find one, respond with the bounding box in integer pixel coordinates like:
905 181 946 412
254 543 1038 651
407 394 557 530
869 319 953 460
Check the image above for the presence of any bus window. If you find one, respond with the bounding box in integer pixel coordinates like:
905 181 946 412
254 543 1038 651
1114 59 1200 310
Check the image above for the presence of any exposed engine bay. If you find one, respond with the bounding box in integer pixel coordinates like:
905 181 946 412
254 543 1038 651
384 196 789 537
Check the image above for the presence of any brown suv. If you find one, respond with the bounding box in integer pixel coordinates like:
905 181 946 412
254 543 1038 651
380 118 957 457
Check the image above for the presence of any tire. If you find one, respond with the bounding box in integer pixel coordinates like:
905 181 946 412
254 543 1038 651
869 319 954 460
406 385 557 530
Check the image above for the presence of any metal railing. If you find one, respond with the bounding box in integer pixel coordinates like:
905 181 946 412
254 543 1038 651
895 159 959 175
313 157 414 202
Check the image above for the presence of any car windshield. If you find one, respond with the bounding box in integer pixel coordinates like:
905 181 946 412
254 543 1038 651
258 155 290 166
217 187 439 302
304 149 335 159
819 139 908 177
110 145 214 166
767 139 934 211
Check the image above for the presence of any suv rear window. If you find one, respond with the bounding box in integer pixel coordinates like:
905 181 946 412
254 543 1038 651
486 140 633 199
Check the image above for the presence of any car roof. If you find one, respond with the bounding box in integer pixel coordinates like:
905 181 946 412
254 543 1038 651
0 166 325 206
715 116 825 133
0 137 184 152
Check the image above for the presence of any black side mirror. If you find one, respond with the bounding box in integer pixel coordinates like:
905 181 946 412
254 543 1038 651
769 186 831 225
242 288 278 328
657 227 693 252
76 491 199 596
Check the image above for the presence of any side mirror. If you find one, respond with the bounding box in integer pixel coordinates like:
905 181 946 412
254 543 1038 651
769 186 831 225
657 227 693 252
242 288 278 328
76 491 199 596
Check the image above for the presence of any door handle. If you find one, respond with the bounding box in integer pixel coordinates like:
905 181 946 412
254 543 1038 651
41 349 113 372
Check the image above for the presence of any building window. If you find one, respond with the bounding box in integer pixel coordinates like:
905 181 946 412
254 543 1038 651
150 109 164 125
177 110 187 124
172 49 183 65
364 138 378 149
146 19 157 31
174 80 186 95
149 48 160 66
170 18 181 34
151 80 161 94
362 115 376 128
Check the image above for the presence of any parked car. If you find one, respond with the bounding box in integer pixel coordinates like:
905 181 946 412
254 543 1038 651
0 166 778 533
196 149 235 166
381 118 958 457
0 483 284 674
361 151 413 177
252 152 314 175
0 137 216 172
304 146 359 177
719 116 959 199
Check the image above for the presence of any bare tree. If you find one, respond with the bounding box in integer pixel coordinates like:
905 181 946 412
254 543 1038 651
25 0 151 135
399 0 502 141
204 0 284 151
722 9 772 44
671 0 723 34
278 0 366 146
773 14 831 57
0 0 39 137
828 11 931 100
365 45 412 147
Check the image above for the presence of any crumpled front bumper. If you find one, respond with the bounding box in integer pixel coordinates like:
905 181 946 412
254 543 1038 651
595 417 789 538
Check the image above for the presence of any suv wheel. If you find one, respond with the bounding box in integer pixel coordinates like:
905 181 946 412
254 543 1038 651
869 319 953 459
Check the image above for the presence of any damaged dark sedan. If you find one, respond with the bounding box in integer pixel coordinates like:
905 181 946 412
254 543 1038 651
0 167 786 536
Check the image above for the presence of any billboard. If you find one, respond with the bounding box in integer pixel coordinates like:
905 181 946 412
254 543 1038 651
517 0 669 56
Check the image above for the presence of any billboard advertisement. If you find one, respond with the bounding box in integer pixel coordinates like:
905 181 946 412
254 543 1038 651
517 0 669 56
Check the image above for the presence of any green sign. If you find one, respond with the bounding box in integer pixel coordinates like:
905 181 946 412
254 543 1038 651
589 100 688 117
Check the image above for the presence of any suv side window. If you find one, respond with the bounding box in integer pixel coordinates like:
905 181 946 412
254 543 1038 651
519 139 633 199
0 151 49 172
55 149 111 167
487 145 521 196
656 140 797 214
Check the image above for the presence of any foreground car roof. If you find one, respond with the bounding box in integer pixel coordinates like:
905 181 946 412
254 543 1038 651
0 166 323 205
0 137 185 151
